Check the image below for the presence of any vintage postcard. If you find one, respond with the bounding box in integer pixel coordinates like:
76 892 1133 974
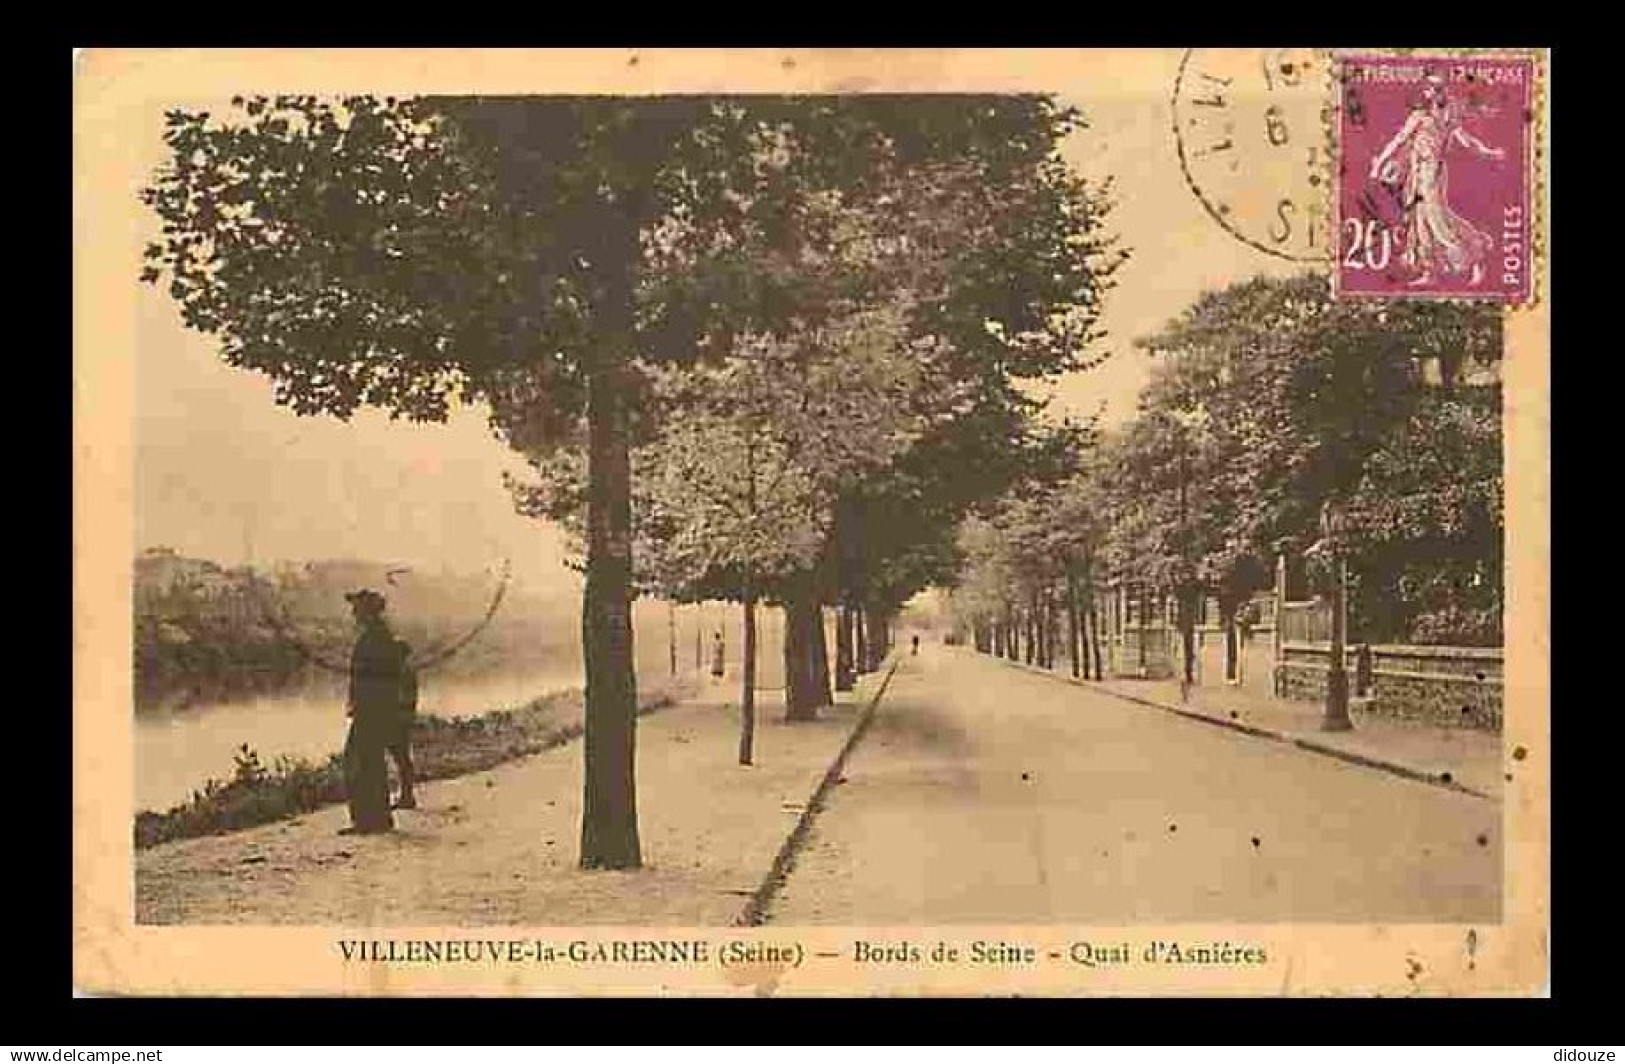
73 47 1550 997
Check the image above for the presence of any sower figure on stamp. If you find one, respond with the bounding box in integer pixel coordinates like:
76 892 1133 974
1369 73 1506 288
341 588 398 835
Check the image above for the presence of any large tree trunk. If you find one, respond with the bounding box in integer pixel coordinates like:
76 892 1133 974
811 606 833 707
1137 588 1149 676
667 601 677 676
739 583 757 765
1180 585 1198 686
854 605 869 675
1039 589 1050 669
579 351 641 870
784 581 822 722
1221 595 1240 684
835 602 856 691
1035 592 1047 668
1043 585 1057 669
1066 565 1082 679
1089 588 1105 680
783 594 805 716
1024 593 1037 665
740 423 762 758
865 603 889 671
1079 590 1093 680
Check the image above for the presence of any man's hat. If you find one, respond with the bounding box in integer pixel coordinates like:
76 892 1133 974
345 588 387 613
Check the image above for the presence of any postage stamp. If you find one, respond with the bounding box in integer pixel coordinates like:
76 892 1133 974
1334 52 1538 302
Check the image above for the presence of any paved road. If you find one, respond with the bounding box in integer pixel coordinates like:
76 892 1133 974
772 645 1501 924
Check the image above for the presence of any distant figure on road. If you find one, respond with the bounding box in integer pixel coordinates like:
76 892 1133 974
711 631 726 679
386 636 419 810
911 635 920 656
341 589 400 835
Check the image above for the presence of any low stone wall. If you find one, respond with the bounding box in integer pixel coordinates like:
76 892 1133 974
1278 642 1503 731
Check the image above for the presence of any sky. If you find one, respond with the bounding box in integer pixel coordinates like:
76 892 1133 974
127 51 1309 593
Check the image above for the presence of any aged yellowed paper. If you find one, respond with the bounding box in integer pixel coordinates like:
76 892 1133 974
74 47 1549 996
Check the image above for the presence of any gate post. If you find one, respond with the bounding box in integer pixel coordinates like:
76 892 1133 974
1272 552 1287 697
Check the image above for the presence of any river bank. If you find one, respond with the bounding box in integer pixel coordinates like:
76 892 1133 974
135 676 697 849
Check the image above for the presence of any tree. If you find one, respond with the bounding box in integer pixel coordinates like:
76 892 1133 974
1346 385 1503 644
944 424 1112 679
1131 273 1502 647
141 95 781 869
658 98 1125 692
569 314 924 756
520 95 1124 715
956 273 1502 677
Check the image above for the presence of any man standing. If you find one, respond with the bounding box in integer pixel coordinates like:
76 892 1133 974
341 589 398 835
387 635 419 810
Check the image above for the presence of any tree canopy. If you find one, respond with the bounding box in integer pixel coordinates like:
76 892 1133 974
949 273 1504 650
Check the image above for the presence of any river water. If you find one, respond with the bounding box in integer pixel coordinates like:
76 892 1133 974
135 602 795 813
134 668 591 813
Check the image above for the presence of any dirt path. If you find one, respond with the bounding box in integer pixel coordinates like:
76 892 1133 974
137 679 881 926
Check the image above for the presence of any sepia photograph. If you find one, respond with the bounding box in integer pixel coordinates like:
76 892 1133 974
73 47 1550 996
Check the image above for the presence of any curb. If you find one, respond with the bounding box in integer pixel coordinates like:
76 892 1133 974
734 654 903 928
978 651 1496 802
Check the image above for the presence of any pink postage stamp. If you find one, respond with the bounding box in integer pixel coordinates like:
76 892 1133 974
1335 52 1536 302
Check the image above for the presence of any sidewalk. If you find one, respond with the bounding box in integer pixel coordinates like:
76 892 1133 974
136 664 898 926
983 653 1502 801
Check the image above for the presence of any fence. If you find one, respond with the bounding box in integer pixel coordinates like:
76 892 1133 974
1108 626 1177 679
1089 556 1502 731
1276 642 1503 730
998 555 1502 732
1277 599 1330 645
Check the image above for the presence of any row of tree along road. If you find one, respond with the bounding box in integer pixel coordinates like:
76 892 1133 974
946 275 1504 693
142 96 1126 869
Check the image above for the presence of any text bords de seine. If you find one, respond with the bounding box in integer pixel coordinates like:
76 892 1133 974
338 938 1267 968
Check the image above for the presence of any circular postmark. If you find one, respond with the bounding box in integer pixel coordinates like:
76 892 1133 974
1172 47 1333 263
